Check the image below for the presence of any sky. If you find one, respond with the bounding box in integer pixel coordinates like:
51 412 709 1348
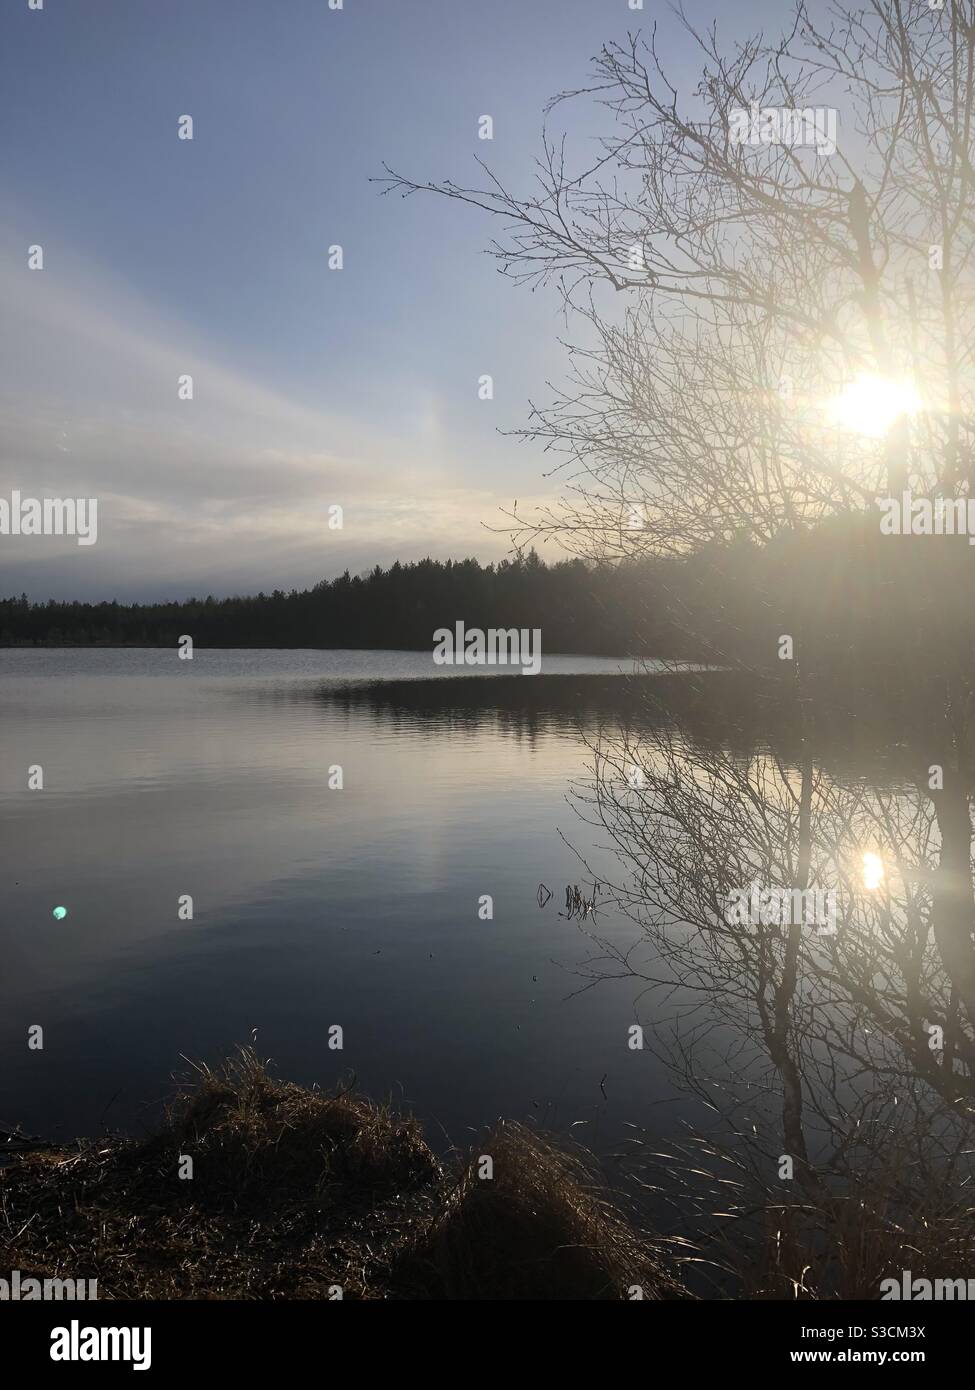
1 0 780 603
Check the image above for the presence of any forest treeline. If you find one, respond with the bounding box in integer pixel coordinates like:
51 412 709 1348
1 551 692 656
3 519 972 673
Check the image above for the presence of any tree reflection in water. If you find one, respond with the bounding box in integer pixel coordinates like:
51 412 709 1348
567 675 975 1297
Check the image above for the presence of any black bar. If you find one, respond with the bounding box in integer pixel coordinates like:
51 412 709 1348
0 1299 963 1374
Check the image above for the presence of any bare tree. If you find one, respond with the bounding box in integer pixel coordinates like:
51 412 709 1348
380 2 975 555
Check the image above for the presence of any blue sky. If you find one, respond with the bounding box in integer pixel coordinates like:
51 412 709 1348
1 0 780 601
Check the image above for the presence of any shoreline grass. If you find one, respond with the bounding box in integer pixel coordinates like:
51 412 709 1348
0 1049 677 1301
4 1049 971 1300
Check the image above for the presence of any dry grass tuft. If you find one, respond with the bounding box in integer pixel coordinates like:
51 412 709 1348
140 1047 435 1210
399 1120 680 1300
1 1049 443 1299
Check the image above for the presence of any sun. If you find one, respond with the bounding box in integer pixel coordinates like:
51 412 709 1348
827 374 922 439
856 845 884 889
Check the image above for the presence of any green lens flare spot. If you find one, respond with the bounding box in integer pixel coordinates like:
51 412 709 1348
52 906 68 920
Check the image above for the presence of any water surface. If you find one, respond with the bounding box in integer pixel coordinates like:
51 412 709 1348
1 648 680 1150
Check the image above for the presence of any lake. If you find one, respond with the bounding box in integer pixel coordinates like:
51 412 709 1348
0 648 688 1153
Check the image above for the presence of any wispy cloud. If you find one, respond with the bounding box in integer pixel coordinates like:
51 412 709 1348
0 223 526 599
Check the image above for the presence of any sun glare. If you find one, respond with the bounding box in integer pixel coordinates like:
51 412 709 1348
827 374 922 439
862 851 885 891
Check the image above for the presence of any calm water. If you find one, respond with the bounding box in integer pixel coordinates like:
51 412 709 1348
0 648 684 1151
